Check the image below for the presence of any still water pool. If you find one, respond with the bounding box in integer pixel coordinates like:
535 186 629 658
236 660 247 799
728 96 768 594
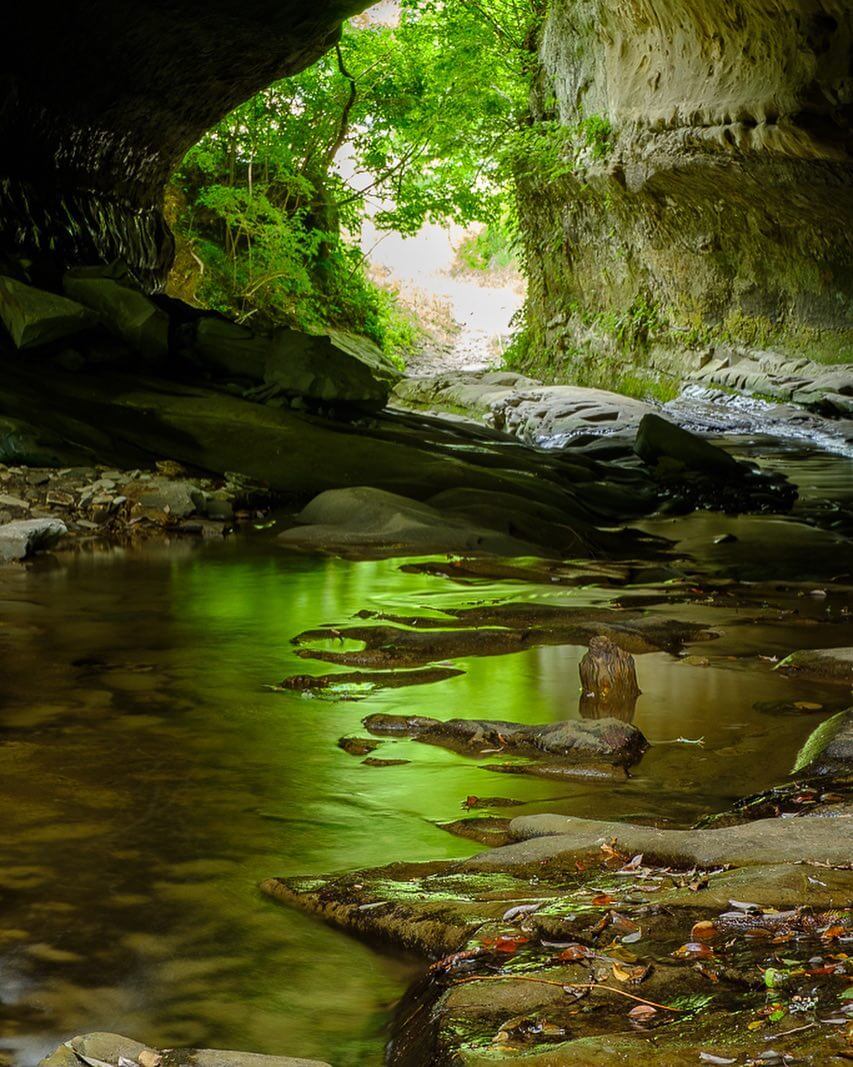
1 441 851 1066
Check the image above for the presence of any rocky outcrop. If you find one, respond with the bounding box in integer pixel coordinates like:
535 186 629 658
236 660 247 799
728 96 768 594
2 2 369 288
393 370 656 446
517 0 853 382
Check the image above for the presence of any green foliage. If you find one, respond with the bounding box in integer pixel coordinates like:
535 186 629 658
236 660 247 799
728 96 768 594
456 220 519 273
171 0 541 357
578 114 613 161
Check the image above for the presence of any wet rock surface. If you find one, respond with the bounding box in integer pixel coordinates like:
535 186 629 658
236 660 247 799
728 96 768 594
264 827 853 1066
776 647 853 687
362 714 648 768
393 372 656 446
39 1032 330 1067
291 606 716 669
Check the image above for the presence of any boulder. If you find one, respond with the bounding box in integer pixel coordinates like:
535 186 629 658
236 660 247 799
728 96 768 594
278 486 547 558
634 412 742 476
776 646 853 686
0 517 66 562
63 262 169 361
792 707 853 777
193 315 269 381
265 328 400 410
0 275 97 349
39 1033 329 1067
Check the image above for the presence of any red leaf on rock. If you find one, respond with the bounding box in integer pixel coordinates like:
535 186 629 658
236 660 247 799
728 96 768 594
557 943 593 961
481 935 529 954
591 893 616 906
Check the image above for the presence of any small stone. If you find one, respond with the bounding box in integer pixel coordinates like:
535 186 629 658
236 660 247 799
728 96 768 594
137 1051 162 1067
0 493 30 510
46 490 75 507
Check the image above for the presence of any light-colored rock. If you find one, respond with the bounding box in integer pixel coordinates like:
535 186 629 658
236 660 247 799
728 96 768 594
38 1034 330 1067
0 517 66 562
393 371 655 446
0 276 97 349
464 811 853 869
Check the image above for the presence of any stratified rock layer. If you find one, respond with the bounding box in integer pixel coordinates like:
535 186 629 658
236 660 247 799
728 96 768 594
518 0 853 376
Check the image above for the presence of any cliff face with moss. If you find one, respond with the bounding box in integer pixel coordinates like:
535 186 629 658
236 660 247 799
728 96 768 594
516 0 853 386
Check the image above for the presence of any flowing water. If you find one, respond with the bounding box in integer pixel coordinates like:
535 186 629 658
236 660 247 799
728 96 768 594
1 439 852 1067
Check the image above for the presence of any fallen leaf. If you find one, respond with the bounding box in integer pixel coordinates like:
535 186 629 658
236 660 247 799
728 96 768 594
612 961 651 984
672 942 714 959
591 893 615 906
691 920 717 941
481 935 529 954
628 1003 657 1021
699 1054 736 1065
137 1054 162 1067
822 925 846 941
557 943 593 961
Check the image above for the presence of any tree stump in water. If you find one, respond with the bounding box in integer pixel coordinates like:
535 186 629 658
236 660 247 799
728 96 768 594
579 636 640 721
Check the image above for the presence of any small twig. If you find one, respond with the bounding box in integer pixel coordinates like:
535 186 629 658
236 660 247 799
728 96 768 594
764 1021 817 1041
650 736 705 746
451 974 688 1012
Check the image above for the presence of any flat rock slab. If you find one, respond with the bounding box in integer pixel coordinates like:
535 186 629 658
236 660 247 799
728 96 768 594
292 610 716 669
363 714 648 768
40 1033 329 1067
262 863 547 956
469 812 853 869
393 372 655 446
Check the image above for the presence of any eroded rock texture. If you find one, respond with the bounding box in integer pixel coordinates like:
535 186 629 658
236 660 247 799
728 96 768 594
520 0 853 371
2 2 367 289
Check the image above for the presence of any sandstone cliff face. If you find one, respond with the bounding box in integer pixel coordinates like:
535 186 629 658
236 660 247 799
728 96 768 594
518 0 853 378
1 1 367 290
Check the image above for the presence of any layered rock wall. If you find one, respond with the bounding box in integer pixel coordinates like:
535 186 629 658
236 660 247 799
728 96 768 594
518 0 853 379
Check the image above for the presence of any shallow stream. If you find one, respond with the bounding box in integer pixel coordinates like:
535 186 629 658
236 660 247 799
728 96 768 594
1 438 852 1066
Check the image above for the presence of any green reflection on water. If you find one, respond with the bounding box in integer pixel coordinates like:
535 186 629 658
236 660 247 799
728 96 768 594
0 494 851 1066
